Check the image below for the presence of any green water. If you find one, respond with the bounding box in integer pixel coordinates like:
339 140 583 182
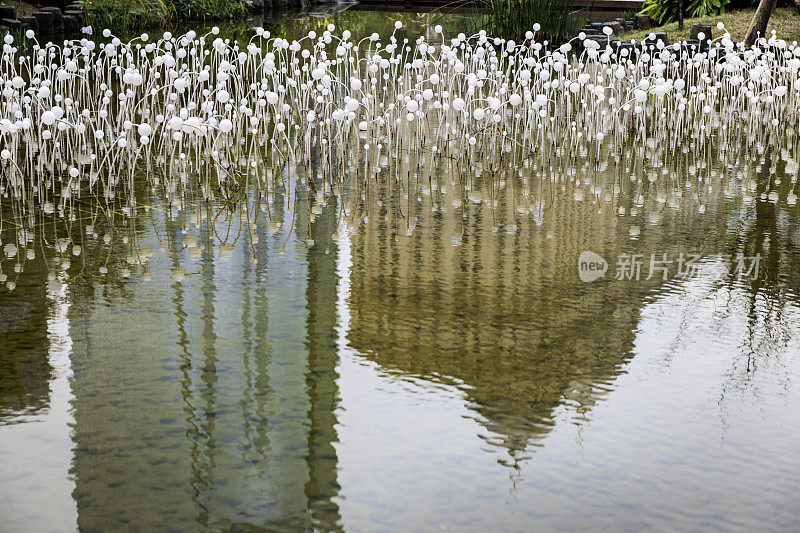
2 9 800 532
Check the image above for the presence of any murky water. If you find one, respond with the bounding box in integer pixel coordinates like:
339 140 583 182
2 9 800 532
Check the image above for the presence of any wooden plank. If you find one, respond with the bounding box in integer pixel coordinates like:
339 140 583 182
574 0 642 8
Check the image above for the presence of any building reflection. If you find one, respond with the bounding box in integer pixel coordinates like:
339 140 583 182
2 141 799 529
341 151 747 456
303 176 344 529
0 268 50 422
0 250 78 530
61 168 344 530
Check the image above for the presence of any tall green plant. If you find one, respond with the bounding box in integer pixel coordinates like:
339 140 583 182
640 0 729 25
485 0 587 43
79 0 245 34
79 0 170 33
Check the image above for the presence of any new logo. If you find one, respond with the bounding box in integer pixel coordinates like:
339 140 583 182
578 251 608 282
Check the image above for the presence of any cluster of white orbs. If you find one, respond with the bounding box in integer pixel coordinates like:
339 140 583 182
1 21 800 289
0 22 797 189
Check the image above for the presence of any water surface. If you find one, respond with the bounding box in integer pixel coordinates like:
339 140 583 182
2 9 800 532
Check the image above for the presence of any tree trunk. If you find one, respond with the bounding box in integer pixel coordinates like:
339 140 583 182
744 0 777 47
678 0 684 30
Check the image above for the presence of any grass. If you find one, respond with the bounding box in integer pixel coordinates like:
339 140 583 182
1 0 38 18
627 7 800 43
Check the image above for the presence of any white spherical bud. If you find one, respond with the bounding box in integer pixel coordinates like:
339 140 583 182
41 111 56 125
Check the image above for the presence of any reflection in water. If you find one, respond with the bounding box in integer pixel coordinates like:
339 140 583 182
1 73 800 532
340 145 793 459
54 170 350 529
0 276 78 531
304 178 343 529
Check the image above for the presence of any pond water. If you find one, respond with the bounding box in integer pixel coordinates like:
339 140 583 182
2 8 800 532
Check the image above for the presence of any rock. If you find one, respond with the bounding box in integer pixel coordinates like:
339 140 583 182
614 41 637 54
633 14 653 30
63 14 78 33
682 39 701 50
607 21 625 36
41 7 64 33
645 32 669 46
41 0 67 9
32 11 54 33
18 16 37 33
690 23 712 42
0 6 16 19
582 35 620 50
1 17 21 32
65 9 85 23
585 21 625 36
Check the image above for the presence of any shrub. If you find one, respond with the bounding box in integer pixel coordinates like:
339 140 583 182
640 0 730 26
